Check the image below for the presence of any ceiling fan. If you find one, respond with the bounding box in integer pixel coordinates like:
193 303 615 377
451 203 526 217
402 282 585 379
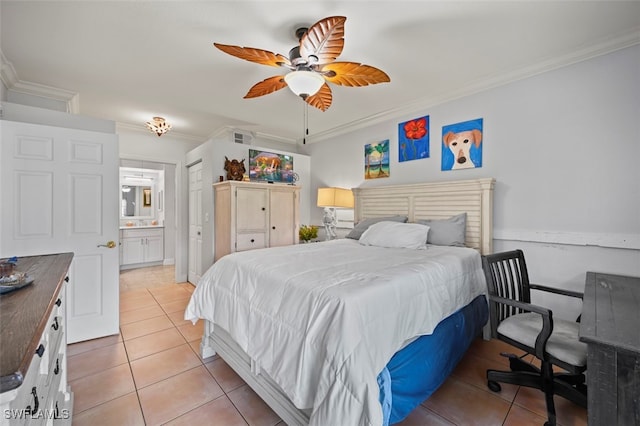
214 16 390 112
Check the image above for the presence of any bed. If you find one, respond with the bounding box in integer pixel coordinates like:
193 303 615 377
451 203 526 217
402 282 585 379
185 177 495 425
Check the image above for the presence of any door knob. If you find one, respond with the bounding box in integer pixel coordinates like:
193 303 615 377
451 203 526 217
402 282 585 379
97 241 116 248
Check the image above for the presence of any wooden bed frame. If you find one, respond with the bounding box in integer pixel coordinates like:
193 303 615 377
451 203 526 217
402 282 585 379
200 177 495 425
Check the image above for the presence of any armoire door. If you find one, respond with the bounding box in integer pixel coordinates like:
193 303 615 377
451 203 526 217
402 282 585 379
236 187 268 231
0 120 120 343
269 188 297 247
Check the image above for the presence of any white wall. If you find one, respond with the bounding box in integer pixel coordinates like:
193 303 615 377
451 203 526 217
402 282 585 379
302 45 640 320
1 101 115 133
186 137 311 273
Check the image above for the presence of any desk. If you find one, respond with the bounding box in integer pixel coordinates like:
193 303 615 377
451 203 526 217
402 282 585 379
579 272 640 426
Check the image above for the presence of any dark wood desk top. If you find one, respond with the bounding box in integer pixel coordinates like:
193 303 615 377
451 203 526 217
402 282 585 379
0 253 73 393
579 271 640 353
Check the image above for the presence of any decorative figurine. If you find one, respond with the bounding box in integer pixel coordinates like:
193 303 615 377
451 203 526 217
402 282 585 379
322 207 338 240
224 157 246 181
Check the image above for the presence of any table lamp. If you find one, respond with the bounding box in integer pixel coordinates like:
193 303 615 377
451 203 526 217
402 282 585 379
317 187 354 240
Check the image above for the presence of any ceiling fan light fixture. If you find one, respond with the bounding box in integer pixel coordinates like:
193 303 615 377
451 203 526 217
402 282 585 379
145 116 172 137
284 70 324 99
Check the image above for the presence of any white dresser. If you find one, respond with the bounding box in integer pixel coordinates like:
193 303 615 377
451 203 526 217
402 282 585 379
0 253 74 425
213 181 300 261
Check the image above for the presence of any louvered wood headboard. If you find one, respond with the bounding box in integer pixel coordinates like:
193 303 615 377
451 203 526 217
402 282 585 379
352 178 495 254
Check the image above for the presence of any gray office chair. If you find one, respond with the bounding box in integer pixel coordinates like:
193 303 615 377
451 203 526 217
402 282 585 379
481 250 587 426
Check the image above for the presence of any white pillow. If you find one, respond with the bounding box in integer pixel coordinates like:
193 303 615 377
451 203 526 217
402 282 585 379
358 221 430 249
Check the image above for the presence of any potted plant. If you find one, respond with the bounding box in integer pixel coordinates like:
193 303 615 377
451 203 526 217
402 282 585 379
299 225 318 243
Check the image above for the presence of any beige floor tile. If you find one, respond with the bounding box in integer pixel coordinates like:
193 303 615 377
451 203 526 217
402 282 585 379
468 338 529 366
68 341 128 381
451 352 519 402
149 287 192 304
513 386 587 426
71 363 136 414
124 327 187 361
503 404 547 426
120 294 159 312
120 287 151 298
187 339 218 363
120 304 166 325
120 314 174 341
159 297 191 314
177 320 204 342
205 358 246 393
130 343 201 389
422 377 511 426
164 396 248 426
138 365 224 425
167 309 191 327
72 392 145 426
395 405 455 426
227 385 282 426
176 282 196 293
67 334 122 357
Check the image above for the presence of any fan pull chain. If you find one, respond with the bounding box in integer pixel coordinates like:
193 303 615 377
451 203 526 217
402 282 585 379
302 100 309 144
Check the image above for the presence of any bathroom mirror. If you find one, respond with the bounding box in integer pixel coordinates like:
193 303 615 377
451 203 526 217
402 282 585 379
121 185 153 218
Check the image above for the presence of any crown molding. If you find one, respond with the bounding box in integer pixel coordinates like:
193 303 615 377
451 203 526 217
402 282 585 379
306 28 640 144
1 49 80 113
0 50 19 88
209 125 296 145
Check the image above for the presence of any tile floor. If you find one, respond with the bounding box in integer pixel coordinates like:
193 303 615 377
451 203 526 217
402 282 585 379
68 265 587 426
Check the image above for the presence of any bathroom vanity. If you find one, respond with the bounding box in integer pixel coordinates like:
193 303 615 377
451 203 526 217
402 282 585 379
119 226 164 269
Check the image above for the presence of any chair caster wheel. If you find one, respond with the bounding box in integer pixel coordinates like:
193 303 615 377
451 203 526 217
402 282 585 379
487 380 501 392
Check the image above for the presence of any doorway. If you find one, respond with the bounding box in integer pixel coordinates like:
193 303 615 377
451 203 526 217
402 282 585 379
188 161 203 285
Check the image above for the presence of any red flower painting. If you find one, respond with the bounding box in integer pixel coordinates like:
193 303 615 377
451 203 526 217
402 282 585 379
404 117 427 140
398 115 430 162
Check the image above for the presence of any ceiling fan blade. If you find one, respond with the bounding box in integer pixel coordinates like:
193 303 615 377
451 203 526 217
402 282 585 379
321 62 390 87
244 75 288 98
299 16 346 65
214 43 291 68
305 83 333 111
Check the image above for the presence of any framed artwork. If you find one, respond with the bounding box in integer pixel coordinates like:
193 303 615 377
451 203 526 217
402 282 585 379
441 118 483 171
398 115 429 162
143 188 151 207
248 149 294 183
365 140 389 179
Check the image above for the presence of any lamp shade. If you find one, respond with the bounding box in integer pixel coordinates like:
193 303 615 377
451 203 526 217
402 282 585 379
284 71 325 98
317 187 354 208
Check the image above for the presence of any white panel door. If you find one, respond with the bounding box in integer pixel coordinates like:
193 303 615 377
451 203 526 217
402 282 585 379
0 120 119 343
188 162 202 285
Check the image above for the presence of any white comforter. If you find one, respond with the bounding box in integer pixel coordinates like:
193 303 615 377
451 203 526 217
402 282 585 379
185 239 486 426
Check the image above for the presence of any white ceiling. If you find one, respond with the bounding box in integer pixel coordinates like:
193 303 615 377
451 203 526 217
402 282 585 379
2 1 639 143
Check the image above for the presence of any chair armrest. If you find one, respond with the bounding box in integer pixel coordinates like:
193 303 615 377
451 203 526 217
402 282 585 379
488 294 553 360
530 283 583 299
489 294 552 317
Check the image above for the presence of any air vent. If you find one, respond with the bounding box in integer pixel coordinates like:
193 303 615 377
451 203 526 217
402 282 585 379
232 130 253 145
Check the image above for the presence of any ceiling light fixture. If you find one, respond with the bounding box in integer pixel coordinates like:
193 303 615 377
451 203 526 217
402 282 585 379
283 70 325 99
145 116 172 137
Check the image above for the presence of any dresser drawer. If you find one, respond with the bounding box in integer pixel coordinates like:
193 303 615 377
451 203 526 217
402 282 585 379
10 344 46 421
236 233 267 252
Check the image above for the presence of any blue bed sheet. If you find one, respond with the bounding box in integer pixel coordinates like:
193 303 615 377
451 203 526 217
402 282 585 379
378 295 488 425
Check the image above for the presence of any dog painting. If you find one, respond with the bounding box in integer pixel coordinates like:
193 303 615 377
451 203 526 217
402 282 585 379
441 118 483 171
